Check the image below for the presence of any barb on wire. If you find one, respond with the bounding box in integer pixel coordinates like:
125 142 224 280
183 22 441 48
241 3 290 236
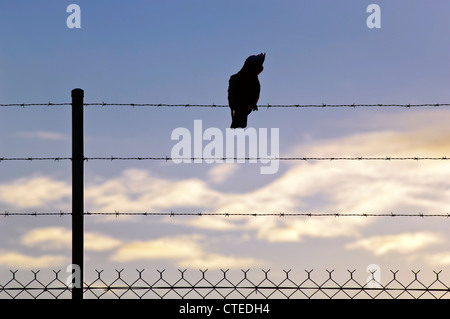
2 211 450 218
1 102 450 108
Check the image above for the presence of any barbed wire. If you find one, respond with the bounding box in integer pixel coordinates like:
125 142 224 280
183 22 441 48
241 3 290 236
1 156 450 162
0 157 72 162
83 102 450 108
1 211 71 217
85 156 450 162
1 211 450 218
0 102 71 107
1 102 450 108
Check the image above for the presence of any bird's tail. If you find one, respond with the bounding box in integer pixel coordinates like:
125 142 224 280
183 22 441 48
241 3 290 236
230 114 248 128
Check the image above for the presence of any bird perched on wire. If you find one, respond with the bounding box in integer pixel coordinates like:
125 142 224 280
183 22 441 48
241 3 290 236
228 53 265 128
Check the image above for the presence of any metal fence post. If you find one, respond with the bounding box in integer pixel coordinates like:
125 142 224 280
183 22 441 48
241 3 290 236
72 88 84 300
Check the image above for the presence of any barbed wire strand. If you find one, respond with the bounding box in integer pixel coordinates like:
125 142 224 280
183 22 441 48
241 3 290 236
1 102 450 108
84 102 450 108
0 103 71 107
1 156 450 162
1 211 450 218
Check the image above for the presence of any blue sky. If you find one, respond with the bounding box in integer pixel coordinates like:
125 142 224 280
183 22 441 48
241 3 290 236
1 0 450 297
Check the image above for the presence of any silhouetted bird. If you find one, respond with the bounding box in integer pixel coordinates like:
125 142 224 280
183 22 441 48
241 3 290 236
228 53 265 128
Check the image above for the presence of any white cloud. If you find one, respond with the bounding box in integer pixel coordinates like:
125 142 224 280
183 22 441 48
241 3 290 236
425 252 450 266
248 217 367 243
21 227 71 250
14 131 67 141
85 169 224 212
207 163 238 183
201 125 450 242
177 253 262 269
345 232 444 255
11 227 261 269
0 252 67 268
21 227 122 251
3 114 450 247
0 176 71 209
111 235 204 262
85 232 122 251
110 234 263 269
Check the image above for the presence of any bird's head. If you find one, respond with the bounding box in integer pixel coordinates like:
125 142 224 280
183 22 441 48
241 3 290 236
243 52 265 75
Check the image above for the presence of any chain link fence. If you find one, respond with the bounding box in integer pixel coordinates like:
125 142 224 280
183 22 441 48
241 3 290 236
1 268 449 299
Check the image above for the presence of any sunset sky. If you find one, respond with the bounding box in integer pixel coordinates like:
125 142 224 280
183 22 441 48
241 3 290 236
1 0 450 295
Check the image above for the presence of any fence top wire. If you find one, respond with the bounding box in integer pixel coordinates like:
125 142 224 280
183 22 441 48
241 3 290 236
84 102 450 108
1 102 450 108
1 211 450 218
1 156 450 162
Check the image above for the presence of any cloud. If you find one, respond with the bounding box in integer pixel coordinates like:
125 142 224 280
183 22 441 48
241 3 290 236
177 253 262 269
176 216 244 231
345 232 444 255
0 176 71 209
248 217 367 243
14 131 67 141
110 234 263 268
85 169 224 212
84 232 122 251
170 125 450 241
7 227 260 269
111 235 203 262
207 163 238 183
21 227 122 251
425 252 450 266
0 252 67 268
3 113 450 247
201 124 450 242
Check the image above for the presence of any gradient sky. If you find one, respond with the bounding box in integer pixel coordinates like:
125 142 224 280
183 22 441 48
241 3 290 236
1 0 450 297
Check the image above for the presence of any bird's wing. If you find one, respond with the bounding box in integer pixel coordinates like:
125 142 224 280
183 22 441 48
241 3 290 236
251 80 261 110
228 74 260 109
241 77 260 111
227 74 239 110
